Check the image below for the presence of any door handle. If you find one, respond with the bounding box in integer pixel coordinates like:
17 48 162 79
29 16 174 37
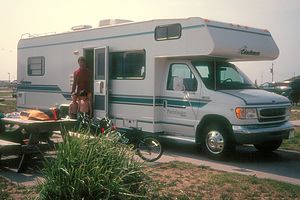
100 81 104 94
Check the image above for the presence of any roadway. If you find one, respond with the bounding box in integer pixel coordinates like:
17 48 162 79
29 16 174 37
158 135 300 186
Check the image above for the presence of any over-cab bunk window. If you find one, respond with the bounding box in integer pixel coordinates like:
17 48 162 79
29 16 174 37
155 23 182 41
27 56 45 76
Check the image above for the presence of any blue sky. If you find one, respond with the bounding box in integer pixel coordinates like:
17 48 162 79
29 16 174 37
1 0 299 84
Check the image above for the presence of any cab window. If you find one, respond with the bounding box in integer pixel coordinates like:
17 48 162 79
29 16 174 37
167 63 197 91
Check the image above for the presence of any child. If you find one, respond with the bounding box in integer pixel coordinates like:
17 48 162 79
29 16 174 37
68 92 78 119
78 90 92 117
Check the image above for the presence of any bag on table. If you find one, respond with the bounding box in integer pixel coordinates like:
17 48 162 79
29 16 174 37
20 108 59 121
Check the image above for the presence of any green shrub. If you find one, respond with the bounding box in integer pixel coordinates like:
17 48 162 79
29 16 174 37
39 130 152 200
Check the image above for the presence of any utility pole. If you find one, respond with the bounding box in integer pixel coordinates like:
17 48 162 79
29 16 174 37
8 72 10 83
270 63 274 82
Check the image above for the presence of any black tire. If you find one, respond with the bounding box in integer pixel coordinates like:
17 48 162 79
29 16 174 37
254 140 282 152
136 137 163 162
201 123 235 159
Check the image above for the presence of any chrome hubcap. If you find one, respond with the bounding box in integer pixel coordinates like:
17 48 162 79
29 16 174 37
205 131 224 154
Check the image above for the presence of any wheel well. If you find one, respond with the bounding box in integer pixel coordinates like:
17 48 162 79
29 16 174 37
195 115 233 144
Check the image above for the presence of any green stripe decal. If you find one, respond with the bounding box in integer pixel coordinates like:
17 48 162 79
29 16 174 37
18 84 208 108
18 84 61 91
109 96 153 106
114 117 194 128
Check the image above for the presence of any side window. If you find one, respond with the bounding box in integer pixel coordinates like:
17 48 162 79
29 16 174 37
195 64 214 90
27 56 45 76
155 24 182 41
110 50 145 80
167 63 197 91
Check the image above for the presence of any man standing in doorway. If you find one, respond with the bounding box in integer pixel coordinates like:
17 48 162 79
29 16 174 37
71 56 92 115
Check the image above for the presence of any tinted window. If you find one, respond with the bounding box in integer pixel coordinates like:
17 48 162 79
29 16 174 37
27 56 45 76
155 24 182 41
193 61 255 90
110 50 145 79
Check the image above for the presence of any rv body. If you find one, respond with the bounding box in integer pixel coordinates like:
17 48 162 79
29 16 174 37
17 17 294 158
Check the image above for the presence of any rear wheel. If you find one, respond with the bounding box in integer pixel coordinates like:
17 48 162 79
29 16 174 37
201 123 235 159
254 140 282 152
136 137 163 162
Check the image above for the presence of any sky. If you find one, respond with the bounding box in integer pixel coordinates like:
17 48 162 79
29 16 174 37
1 0 300 84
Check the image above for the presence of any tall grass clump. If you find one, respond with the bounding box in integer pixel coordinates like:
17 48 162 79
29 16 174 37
39 129 152 200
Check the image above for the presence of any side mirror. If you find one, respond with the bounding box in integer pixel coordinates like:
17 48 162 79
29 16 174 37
173 77 184 91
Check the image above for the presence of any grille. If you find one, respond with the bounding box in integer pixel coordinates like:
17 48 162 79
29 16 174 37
258 107 287 122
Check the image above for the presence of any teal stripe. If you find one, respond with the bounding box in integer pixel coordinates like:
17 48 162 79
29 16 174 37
110 96 153 105
113 117 194 128
18 84 208 108
137 120 153 124
117 127 164 135
110 96 207 108
157 121 195 128
18 84 61 91
159 98 207 108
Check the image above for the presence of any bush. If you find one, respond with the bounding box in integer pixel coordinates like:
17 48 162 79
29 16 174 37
39 130 152 200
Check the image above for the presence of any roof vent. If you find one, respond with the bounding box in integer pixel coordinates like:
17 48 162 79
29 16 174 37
71 25 92 31
98 19 133 27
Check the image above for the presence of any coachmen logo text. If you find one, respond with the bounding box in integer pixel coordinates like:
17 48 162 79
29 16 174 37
240 46 260 56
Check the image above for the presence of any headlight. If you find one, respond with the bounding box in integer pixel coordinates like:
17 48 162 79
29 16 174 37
235 107 258 119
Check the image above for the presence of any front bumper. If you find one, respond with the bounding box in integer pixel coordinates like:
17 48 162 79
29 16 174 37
232 121 294 144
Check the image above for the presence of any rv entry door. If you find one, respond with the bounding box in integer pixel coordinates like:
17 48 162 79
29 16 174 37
93 46 109 118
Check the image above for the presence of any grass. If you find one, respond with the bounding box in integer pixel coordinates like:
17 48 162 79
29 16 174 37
0 99 16 113
0 92 13 97
0 89 16 113
281 127 300 152
147 161 300 200
39 129 153 200
2 160 300 199
0 89 300 199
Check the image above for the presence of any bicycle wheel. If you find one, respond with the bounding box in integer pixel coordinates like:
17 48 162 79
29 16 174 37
136 137 163 162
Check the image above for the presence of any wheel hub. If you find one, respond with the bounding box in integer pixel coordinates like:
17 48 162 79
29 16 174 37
205 131 224 154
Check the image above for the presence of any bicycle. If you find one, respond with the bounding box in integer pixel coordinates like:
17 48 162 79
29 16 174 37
77 113 163 162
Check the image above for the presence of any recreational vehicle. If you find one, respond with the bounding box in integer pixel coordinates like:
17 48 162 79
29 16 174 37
17 17 294 158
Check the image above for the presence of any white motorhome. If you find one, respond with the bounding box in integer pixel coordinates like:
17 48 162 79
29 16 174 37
17 17 294 158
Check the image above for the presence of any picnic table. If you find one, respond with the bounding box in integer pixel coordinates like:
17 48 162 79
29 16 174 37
0 118 76 172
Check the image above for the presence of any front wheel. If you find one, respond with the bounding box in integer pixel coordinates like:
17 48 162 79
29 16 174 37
254 140 282 152
201 123 235 159
136 137 163 162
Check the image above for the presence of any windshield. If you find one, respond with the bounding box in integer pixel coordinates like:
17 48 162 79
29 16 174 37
192 61 256 90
